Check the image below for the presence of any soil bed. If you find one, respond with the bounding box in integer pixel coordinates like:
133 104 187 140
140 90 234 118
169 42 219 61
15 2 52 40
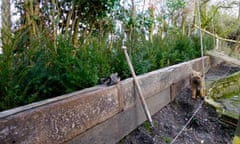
118 62 240 144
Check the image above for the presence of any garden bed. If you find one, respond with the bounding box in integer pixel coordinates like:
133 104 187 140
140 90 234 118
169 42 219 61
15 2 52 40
118 62 240 144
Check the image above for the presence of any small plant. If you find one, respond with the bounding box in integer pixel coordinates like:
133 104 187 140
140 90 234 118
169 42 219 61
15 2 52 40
162 136 172 144
143 121 152 133
143 121 158 133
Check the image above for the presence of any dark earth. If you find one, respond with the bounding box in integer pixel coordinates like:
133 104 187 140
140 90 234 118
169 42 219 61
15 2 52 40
118 62 240 144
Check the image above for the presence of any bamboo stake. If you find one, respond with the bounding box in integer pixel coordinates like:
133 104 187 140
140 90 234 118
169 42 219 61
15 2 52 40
197 0 206 96
194 25 240 44
122 46 154 128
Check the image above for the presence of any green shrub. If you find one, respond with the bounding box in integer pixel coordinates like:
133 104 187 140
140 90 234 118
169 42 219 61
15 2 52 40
0 29 214 111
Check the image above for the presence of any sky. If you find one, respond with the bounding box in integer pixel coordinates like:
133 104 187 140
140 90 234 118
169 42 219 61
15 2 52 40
209 0 239 17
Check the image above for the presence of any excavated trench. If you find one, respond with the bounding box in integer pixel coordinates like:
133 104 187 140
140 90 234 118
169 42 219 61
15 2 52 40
118 62 240 144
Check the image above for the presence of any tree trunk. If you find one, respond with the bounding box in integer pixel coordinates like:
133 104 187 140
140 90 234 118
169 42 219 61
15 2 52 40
51 0 57 51
24 0 37 43
238 2 240 19
73 18 80 48
1 0 11 53
181 15 186 35
149 6 155 43
191 0 197 34
64 9 73 36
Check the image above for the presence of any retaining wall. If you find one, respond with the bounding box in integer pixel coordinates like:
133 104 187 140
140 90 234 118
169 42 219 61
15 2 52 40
205 71 240 120
0 57 210 144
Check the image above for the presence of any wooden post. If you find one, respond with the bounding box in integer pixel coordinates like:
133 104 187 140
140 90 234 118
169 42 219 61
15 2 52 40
122 46 154 128
216 37 219 50
170 83 176 102
233 115 240 144
117 84 124 111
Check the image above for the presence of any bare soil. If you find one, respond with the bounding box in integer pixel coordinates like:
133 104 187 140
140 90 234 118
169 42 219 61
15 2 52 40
118 62 240 144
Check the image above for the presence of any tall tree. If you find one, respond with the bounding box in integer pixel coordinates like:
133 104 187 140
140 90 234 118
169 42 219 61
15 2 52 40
148 5 155 43
166 0 186 27
1 0 11 53
13 0 118 49
238 2 240 19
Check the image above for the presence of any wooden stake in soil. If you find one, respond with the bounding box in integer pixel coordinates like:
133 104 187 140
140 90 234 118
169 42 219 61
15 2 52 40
233 115 240 144
122 46 154 128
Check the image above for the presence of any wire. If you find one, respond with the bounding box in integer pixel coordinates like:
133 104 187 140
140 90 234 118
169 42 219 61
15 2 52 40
170 100 204 144
197 0 206 94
